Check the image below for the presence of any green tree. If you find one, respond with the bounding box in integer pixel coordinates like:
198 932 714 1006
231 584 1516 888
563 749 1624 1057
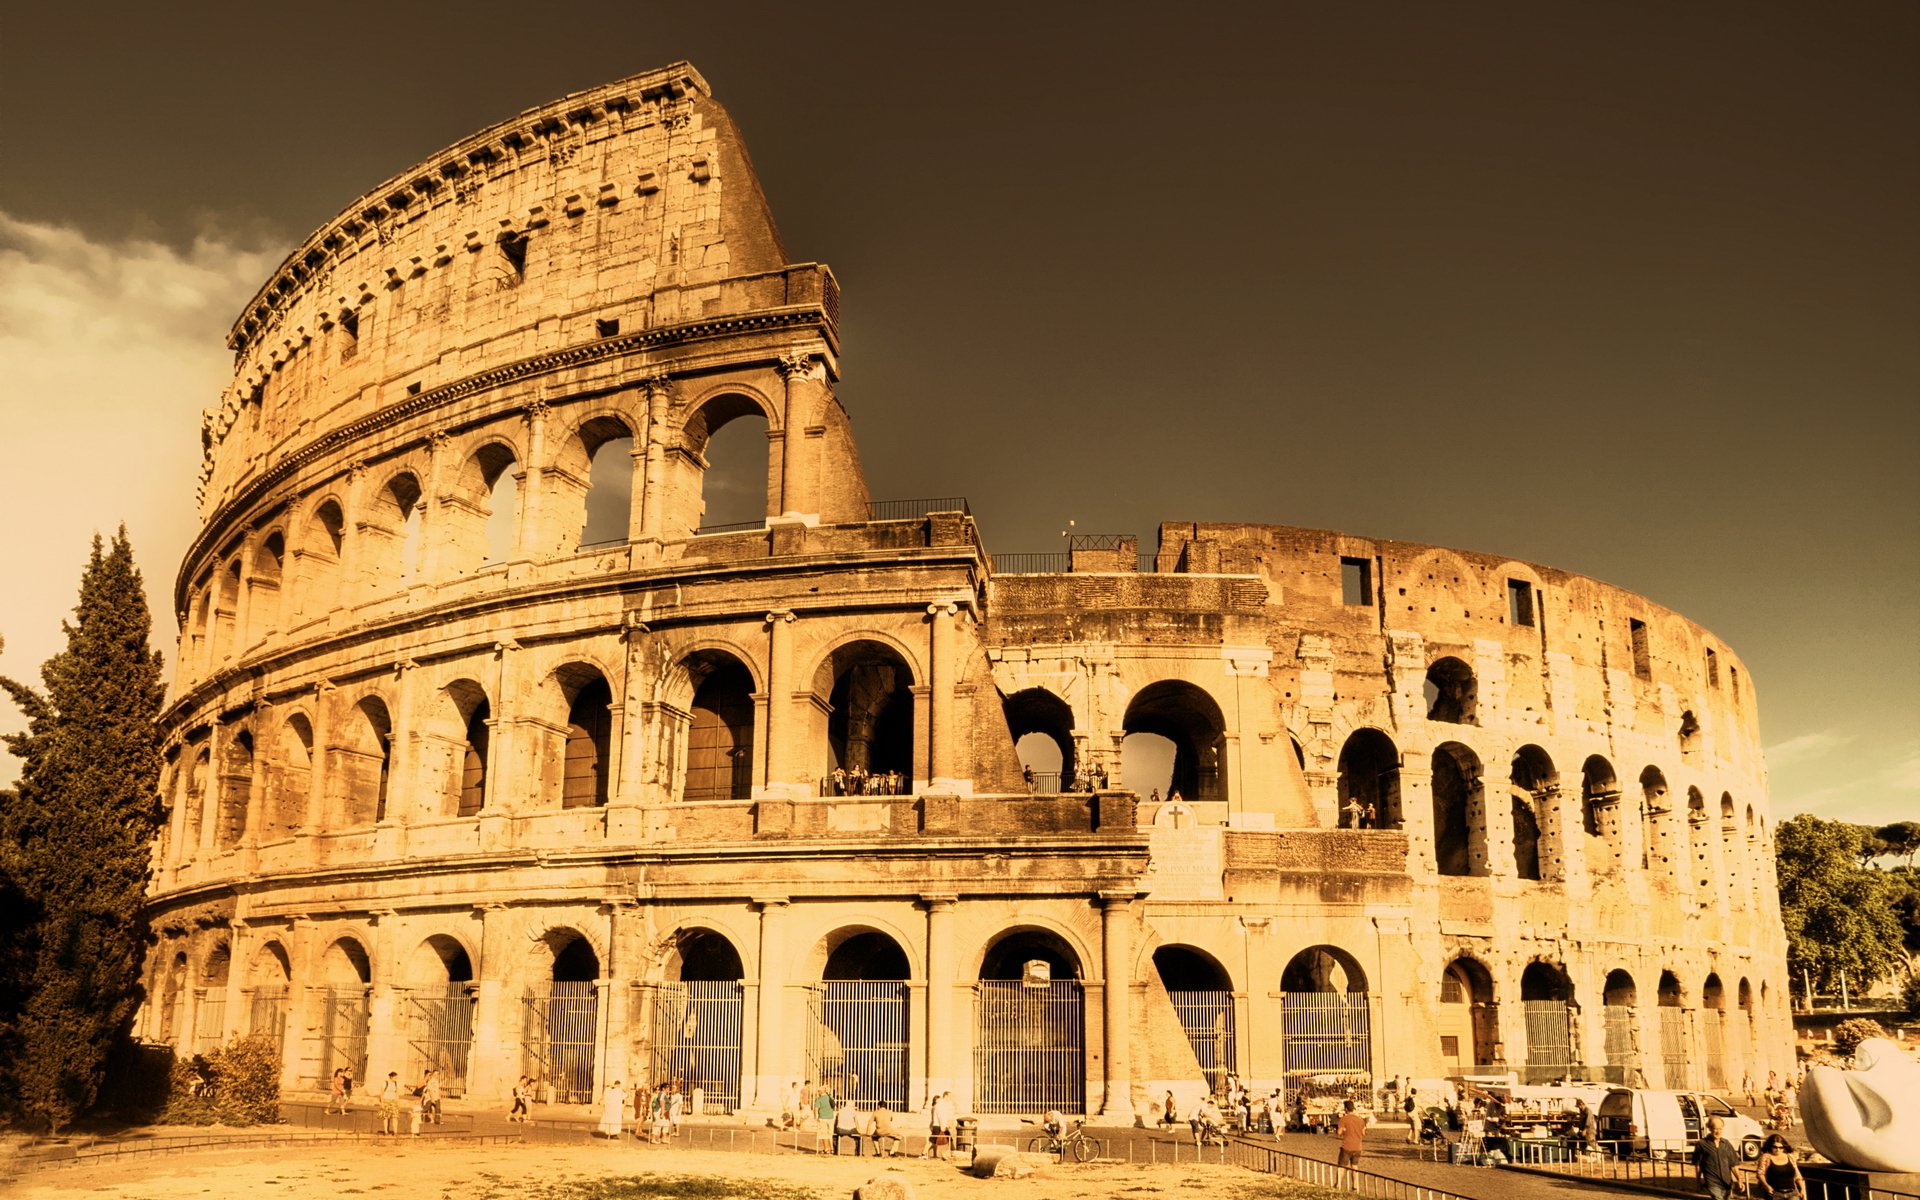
0 529 166 1131
1774 814 1906 1000
1878 821 1920 869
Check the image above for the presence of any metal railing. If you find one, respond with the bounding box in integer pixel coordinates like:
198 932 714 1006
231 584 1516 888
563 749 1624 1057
868 496 969 520
1500 1139 1920 1200
973 980 1084 1113
652 980 744 1112
992 552 1070 574
692 519 765 535
1224 1138 1477 1200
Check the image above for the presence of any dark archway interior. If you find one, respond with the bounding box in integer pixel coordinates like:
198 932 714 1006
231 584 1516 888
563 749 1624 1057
979 930 1079 981
1520 962 1571 1002
1153 945 1231 992
1003 688 1075 787
825 643 914 782
1432 744 1477 876
1281 945 1368 993
1657 972 1684 1006
1512 795 1541 880
563 675 613 808
1445 957 1495 1004
824 931 910 980
1123 681 1226 801
1337 729 1401 827
687 656 755 801
1510 745 1557 794
1603 970 1637 1007
552 936 600 983
1425 657 1477 723
675 930 745 981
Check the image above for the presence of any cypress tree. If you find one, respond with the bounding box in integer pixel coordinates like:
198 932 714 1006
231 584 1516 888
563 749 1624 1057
0 528 165 1130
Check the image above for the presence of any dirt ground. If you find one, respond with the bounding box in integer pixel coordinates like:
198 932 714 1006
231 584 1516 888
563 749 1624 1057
10 1141 1340 1200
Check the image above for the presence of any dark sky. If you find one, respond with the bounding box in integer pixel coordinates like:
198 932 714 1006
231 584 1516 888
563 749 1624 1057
1 2 1914 821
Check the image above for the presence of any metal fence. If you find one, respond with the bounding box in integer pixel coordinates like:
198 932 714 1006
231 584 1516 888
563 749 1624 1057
523 983 598 1104
192 988 227 1056
1602 1003 1638 1084
992 552 1071 574
1659 1007 1691 1089
314 988 369 1086
869 496 970 520
1703 1008 1727 1089
407 985 475 1094
693 519 765 535
1280 992 1372 1085
806 981 909 1110
1502 1139 1920 1200
653 980 744 1112
247 986 288 1046
1521 1001 1574 1083
1168 990 1237 1094
974 979 1084 1112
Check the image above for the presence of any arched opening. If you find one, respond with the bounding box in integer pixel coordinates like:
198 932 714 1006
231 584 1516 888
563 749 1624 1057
1519 962 1576 1084
404 935 476 1093
1602 969 1640 1084
249 532 284 644
526 932 601 1104
1003 688 1076 794
811 931 911 1110
335 696 392 826
369 473 424 589
447 442 519 569
1153 945 1235 1093
1678 708 1701 764
266 714 312 841
1689 787 1711 898
159 950 189 1043
1582 756 1622 874
683 653 755 802
559 669 613 808
1702 974 1728 1089
1280 946 1372 1104
1337 729 1401 829
1424 657 1477 724
682 395 770 533
182 746 211 857
1438 957 1497 1074
1121 731 1176 802
212 560 240 663
215 731 253 850
245 941 291 1050
432 679 493 819
301 499 345 620
975 930 1084 1113
819 641 915 794
194 942 232 1054
459 696 490 817
312 937 371 1086
1720 792 1742 906
1640 765 1673 876
1122 680 1227 803
1431 742 1484 877
1657 970 1691 1089
578 419 636 547
655 930 746 1111
1738 978 1756 1085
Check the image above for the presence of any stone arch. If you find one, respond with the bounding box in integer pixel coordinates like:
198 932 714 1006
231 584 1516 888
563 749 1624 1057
1337 727 1401 829
686 391 774 532
445 440 521 571
1656 969 1691 1088
182 744 212 858
975 924 1090 982
318 935 373 987
215 729 254 850
1425 656 1478 724
249 530 285 643
1280 944 1368 993
1518 961 1576 1083
1582 755 1622 874
159 948 190 1043
558 412 637 549
675 649 756 802
298 496 347 619
652 925 748 1111
529 924 606 983
1004 686 1076 793
1280 945 1373 1098
250 939 292 987
539 662 614 809
264 712 313 841
1439 956 1498 1072
662 927 747 981
368 469 426 589
1154 944 1237 1092
1601 968 1640 1083
974 924 1089 1112
212 557 241 663
1640 765 1674 876
1431 741 1485 877
814 638 917 792
525 926 602 1103
335 694 393 826
402 933 477 987
1122 679 1228 803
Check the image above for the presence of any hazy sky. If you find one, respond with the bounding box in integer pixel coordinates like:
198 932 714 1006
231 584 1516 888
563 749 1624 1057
1 3 1913 822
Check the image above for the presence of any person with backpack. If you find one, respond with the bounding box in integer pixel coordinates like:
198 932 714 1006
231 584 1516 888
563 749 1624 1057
1403 1087 1419 1143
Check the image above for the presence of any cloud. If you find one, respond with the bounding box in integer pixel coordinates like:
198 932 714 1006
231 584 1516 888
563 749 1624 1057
0 213 279 787
1763 730 1851 769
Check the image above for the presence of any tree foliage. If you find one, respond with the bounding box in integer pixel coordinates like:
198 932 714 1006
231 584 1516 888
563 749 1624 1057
157 1035 283 1126
1878 821 1920 869
1774 814 1907 997
0 529 165 1131
1830 1017 1890 1058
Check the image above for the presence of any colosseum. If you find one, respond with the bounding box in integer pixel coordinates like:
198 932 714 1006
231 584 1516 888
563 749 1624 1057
139 62 1791 1120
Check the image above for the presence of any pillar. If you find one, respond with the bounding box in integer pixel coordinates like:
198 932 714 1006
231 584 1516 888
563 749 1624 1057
282 916 316 1089
301 683 334 836
1099 891 1137 1120
760 611 796 796
603 901 640 1086
922 895 958 1109
747 897 790 1112
512 400 549 560
367 910 406 1080
467 903 513 1099
776 353 819 520
222 919 251 1043
927 601 961 792
638 376 672 543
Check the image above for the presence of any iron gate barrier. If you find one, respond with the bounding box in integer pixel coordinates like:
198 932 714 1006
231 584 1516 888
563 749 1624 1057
653 980 744 1112
523 983 598 1104
192 988 227 1055
1660 1007 1692 1089
407 984 475 1094
1522 1000 1574 1084
1703 1009 1726 1090
1602 1003 1638 1085
314 987 369 1086
806 981 908 1111
974 979 1083 1113
1280 992 1372 1097
1167 989 1236 1094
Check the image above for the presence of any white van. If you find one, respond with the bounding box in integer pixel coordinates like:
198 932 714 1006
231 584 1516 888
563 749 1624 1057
1595 1088 1763 1159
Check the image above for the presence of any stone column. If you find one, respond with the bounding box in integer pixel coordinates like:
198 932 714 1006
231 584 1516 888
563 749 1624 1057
513 400 550 560
367 910 406 1080
922 895 958 1110
603 901 640 1086
775 353 819 520
222 919 251 1043
747 897 790 1113
231 531 256 659
197 720 224 861
1398 765 1436 874
926 601 961 792
339 461 371 598
761 611 796 797
420 430 452 580
1098 891 1137 1121
301 683 335 836
610 618 650 836
283 916 317 1089
467 903 513 1099
638 376 673 543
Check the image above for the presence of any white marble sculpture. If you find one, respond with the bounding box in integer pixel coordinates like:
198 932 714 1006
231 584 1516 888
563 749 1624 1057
1799 1037 1920 1173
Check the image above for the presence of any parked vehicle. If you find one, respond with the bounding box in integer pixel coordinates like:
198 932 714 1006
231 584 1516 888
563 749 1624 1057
1595 1088 1763 1160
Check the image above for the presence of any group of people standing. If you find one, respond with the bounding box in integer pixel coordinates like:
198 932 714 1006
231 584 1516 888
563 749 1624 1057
829 767 905 796
780 1079 954 1158
594 1079 687 1141
323 1066 443 1135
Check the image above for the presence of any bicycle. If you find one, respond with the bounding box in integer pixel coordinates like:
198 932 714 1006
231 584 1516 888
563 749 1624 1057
1026 1117 1103 1163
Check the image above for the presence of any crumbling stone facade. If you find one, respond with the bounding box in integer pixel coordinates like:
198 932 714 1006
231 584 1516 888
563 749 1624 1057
142 63 1789 1117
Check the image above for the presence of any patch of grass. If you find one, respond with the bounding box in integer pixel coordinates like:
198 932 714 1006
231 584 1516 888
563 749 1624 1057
485 1175 824 1200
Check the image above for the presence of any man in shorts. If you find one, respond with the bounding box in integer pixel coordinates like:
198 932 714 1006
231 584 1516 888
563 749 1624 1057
1337 1099 1368 1176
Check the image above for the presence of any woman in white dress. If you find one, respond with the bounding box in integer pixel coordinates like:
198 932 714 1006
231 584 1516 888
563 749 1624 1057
599 1080 627 1137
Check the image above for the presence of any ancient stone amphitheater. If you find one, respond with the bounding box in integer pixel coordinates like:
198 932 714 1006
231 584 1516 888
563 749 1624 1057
141 63 1790 1117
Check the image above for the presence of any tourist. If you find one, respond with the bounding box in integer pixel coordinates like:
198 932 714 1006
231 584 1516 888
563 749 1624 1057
1336 1099 1368 1174
419 1068 442 1125
1363 801 1377 828
1778 1083 1796 1129
598 1079 627 1138
1344 797 1364 828
869 1102 901 1157
326 1067 348 1114
508 1076 530 1123
377 1071 402 1135
1023 764 1035 792
1160 1089 1179 1129
833 1097 864 1155
1148 788 1161 803
929 1090 956 1159
1755 1133 1804 1198
668 1083 685 1135
812 1085 837 1128
1403 1087 1419 1143
1692 1116 1742 1200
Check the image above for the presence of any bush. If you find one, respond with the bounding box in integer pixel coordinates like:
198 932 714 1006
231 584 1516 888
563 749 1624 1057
1902 975 1920 1019
156 1035 282 1126
1831 1017 1890 1058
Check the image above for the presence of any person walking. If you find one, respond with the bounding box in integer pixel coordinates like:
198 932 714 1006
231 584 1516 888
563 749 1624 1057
377 1071 402 1135
1403 1087 1420 1143
1755 1133 1805 1198
326 1067 348 1114
598 1079 627 1138
419 1068 443 1125
1692 1116 1743 1200
508 1075 530 1123
1336 1099 1368 1179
